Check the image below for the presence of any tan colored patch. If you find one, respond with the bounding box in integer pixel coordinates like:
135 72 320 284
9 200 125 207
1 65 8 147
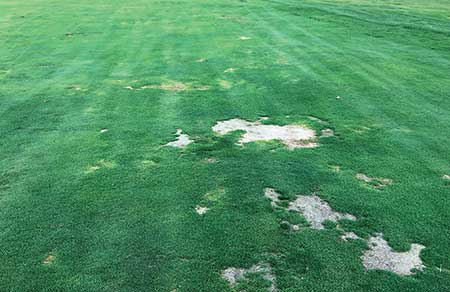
329 165 341 172
212 118 317 149
222 263 277 292
264 188 281 207
288 194 356 229
219 80 232 89
43 254 55 265
224 68 236 73
100 129 108 133
195 205 209 215
362 234 425 275
341 231 361 241
126 82 210 92
239 36 251 40
85 159 116 173
164 129 193 148
320 129 334 138
204 188 225 202
442 174 450 180
196 58 207 63
356 173 392 189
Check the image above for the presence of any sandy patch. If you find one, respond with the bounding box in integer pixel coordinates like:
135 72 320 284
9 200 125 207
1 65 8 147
196 58 207 63
219 80 232 89
320 129 334 138
341 231 361 241
43 254 55 265
442 174 450 180
85 159 116 173
165 129 192 148
212 118 317 149
100 128 108 133
222 263 277 292
288 195 356 229
356 173 392 189
281 220 300 231
195 205 209 215
239 36 251 40
125 82 209 92
307 116 328 125
224 68 236 73
362 234 425 275
264 188 281 207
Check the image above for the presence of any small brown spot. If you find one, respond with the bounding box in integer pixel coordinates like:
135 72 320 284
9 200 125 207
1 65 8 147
43 254 55 265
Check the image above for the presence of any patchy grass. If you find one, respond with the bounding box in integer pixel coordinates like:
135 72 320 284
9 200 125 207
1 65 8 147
1 0 450 291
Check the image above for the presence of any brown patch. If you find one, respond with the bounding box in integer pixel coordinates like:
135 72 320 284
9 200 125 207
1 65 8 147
356 173 392 189
212 118 317 149
164 129 193 148
219 80 232 89
85 159 116 173
288 194 356 229
362 234 425 275
222 263 277 292
195 205 208 215
43 254 55 265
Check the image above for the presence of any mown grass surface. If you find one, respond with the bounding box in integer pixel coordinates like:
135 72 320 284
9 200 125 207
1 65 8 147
1 0 450 291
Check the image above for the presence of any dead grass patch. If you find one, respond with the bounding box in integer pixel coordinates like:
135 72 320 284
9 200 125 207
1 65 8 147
212 118 317 149
222 263 277 292
85 159 116 173
288 195 356 229
356 173 392 189
362 233 425 275
165 129 192 148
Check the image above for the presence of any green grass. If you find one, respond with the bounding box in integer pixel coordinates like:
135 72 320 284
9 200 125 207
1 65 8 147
1 0 450 291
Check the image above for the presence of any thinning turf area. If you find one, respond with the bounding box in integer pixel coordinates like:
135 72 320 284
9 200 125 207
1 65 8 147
1 0 450 291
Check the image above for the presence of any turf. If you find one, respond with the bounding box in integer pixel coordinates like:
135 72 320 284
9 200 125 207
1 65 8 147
1 0 450 291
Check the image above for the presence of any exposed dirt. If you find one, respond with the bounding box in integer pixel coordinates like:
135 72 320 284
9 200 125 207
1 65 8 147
195 205 208 215
320 129 334 138
165 129 192 148
239 36 251 40
264 188 281 207
341 231 361 241
43 254 55 265
222 263 277 292
224 68 236 73
362 234 425 275
356 173 392 189
288 195 356 229
212 118 317 149
100 129 108 133
85 160 116 173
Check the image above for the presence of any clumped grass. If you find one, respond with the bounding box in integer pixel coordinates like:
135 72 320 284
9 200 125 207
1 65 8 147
1 0 450 291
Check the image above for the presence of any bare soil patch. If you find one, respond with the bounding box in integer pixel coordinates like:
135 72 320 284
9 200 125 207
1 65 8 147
165 129 192 148
222 263 277 292
356 173 392 189
212 118 317 149
195 205 208 215
362 234 425 275
288 195 356 229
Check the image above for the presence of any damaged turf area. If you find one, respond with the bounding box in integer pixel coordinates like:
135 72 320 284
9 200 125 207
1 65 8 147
1 0 450 291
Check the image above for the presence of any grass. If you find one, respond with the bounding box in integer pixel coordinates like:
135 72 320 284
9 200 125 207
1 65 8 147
1 0 450 291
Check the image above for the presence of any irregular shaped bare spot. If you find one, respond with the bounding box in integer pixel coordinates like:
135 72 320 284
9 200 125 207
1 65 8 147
341 231 361 241
288 195 356 229
224 68 236 73
356 173 392 189
281 220 300 232
196 58 207 63
212 118 317 149
222 263 277 292
239 36 251 40
43 254 55 265
124 86 134 90
195 205 208 215
307 116 328 125
362 234 425 275
264 188 281 207
204 188 225 202
219 80 232 89
336 96 341 99
442 174 450 180
329 165 341 172
165 129 192 148
100 128 108 133
203 157 217 163
85 160 116 173
67 85 81 91
320 129 334 138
